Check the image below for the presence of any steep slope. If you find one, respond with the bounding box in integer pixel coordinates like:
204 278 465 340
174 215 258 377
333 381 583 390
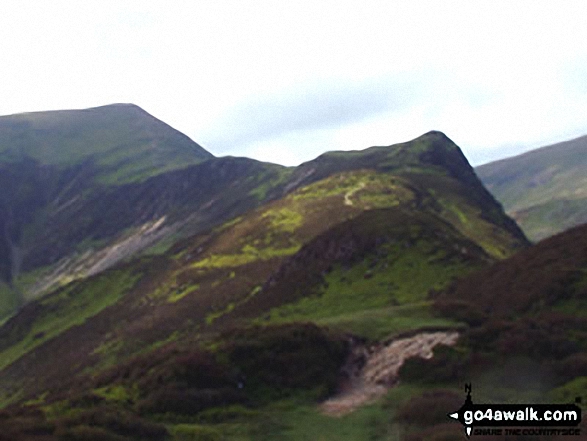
0 127 528 324
8 157 288 302
0 105 290 318
0 103 213 307
476 134 587 241
393 224 587 439
0 103 213 184
0 132 529 440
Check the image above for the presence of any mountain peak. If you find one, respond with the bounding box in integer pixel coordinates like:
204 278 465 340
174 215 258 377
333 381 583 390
409 131 480 185
419 129 450 139
0 104 213 185
413 130 457 151
85 102 153 116
101 102 140 108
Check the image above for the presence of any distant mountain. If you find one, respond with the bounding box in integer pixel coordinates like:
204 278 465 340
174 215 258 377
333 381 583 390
0 127 529 440
0 105 288 316
0 103 213 184
476 134 587 241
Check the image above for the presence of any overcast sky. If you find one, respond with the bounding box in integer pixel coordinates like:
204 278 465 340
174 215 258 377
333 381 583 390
1 1 586 166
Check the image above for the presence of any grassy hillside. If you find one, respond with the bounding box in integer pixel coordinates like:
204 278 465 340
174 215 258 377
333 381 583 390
0 127 527 325
0 104 214 318
0 104 213 185
399 223 587 439
476 134 587 241
0 132 530 440
0 104 295 318
0 156 289 318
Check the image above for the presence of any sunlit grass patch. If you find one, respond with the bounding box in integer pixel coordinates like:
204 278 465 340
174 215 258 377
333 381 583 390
0 269 141 371
192 245 300 269
261 240 472 338
168 285 200 303
262 208 303 233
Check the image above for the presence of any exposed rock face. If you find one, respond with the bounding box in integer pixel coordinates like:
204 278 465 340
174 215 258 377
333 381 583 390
0 156 286 302
320 331 460 416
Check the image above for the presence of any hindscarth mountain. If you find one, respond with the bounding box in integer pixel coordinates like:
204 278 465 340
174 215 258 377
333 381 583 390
476 133 587 241
0 104 544 441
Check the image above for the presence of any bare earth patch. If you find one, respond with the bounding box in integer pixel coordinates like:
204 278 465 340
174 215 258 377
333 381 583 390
343 181 367 206
26 216 175 299
320 331 459 416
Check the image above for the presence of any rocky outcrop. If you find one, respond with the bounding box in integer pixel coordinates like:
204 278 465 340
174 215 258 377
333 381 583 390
320 331 459 416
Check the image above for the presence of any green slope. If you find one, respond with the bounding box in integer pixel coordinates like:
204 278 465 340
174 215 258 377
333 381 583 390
0 103 214 316
0 127 528 326
0 105 288 318
0 131 530 441
250 209 487 340
476 133 587 241
401 223 587 439
0 103 213 185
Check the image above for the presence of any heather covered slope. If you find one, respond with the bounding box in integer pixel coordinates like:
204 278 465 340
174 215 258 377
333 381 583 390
0 103 212 314
0 104 292 318
0 131 530 440
392 224 587 440
3 157 287 298
476 134 587 241
0 127 527 324
436 222 587 318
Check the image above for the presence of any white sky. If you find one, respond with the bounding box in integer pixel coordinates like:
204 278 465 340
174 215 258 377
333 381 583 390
1 0 586 166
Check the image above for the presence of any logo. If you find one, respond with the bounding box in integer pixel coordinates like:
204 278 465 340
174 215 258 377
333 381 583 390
448 384 582 438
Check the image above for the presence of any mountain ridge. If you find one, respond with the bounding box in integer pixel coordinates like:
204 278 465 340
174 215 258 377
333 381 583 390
0 107 537 441
476 133 587 241
0 106 527 320
0 125 527 399
0 103 214 184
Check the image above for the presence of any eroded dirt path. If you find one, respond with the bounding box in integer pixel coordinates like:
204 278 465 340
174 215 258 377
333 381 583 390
344 181 367 206
320 331 459 416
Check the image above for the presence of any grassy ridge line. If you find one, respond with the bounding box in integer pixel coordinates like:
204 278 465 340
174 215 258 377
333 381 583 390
0 104 213 185
0 161 526 403
476 133 587 241
476 134 587 211
0 128 525 318
0 131 533 440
